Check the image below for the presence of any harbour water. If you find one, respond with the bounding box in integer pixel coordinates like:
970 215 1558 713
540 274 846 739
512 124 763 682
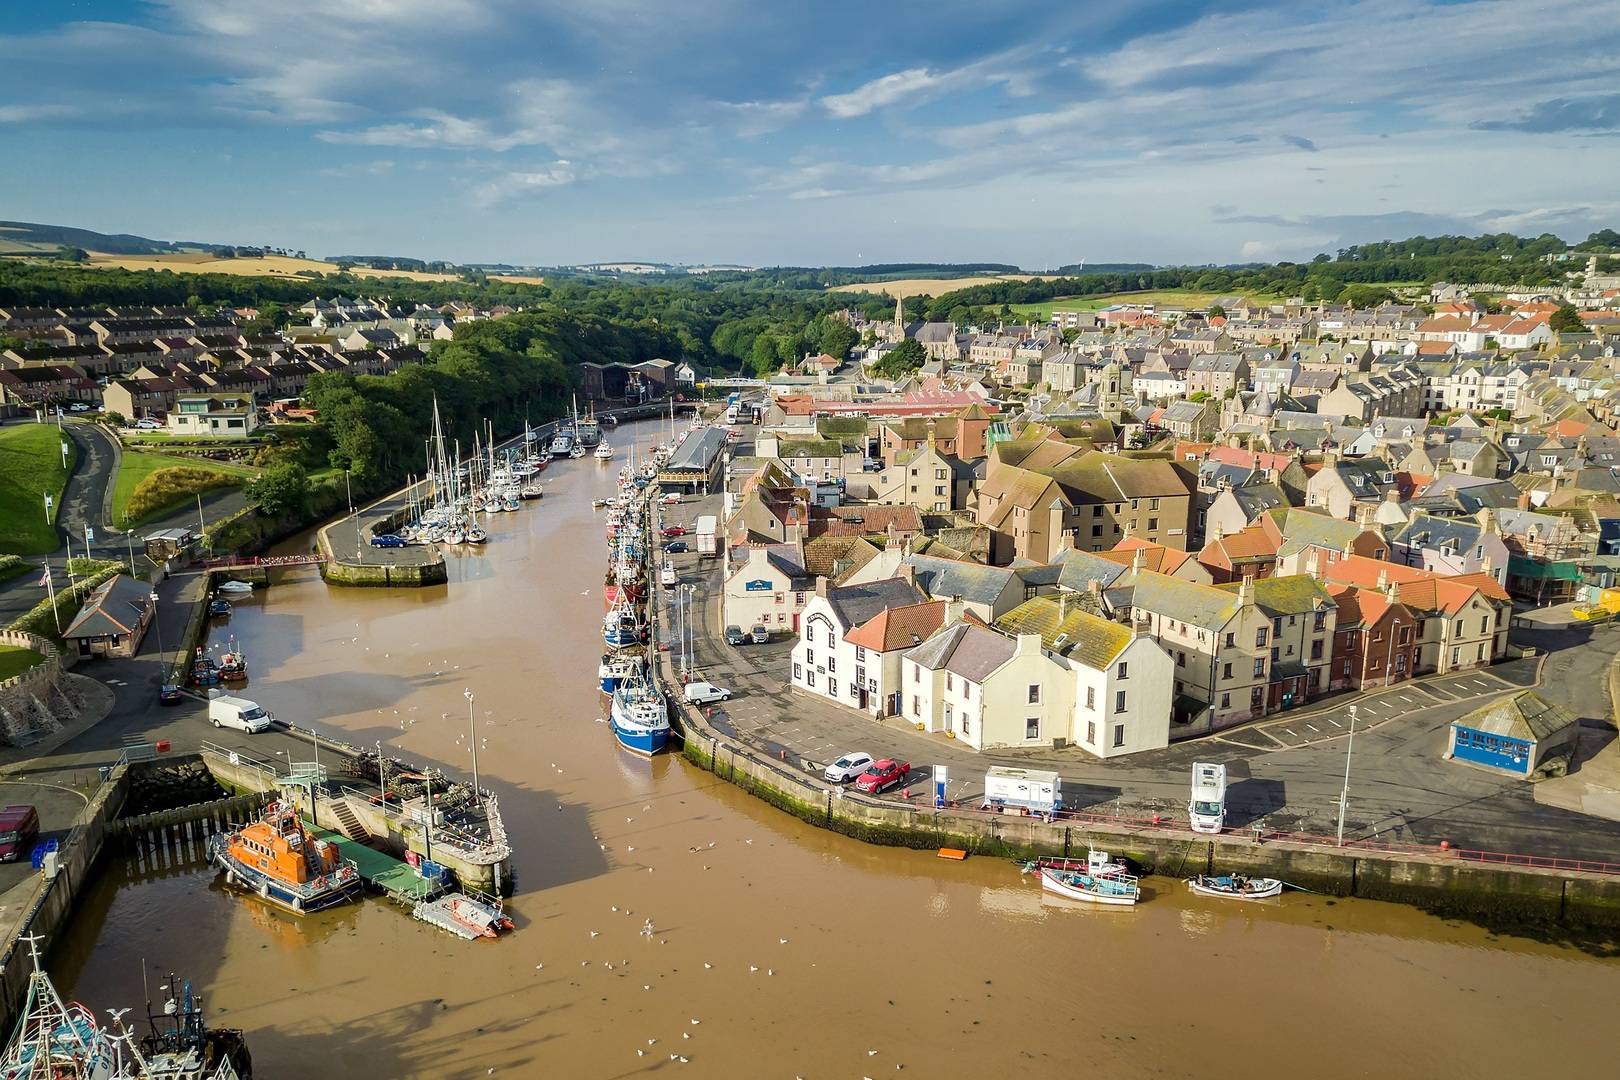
49 421 1619 1078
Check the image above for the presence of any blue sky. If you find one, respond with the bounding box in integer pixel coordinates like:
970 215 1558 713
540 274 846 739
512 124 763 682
2 0 1619 268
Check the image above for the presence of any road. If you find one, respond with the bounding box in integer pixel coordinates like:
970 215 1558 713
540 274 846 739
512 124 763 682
654 490 1620 864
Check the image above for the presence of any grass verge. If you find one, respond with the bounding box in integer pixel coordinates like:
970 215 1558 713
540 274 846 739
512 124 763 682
0 424 77 555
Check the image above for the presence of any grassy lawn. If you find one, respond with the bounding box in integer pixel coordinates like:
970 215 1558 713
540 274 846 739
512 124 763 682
111 450 257 529
0 645 45 681
0 424 77 555
1007 289 1290 321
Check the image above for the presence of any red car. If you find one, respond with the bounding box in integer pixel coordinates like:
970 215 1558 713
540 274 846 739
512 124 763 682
854 759 910 795
660 525 689 538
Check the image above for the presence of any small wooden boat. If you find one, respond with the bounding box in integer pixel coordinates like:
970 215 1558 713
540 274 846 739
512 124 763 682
1186 874 1284 900
208 598 233 616
413 892 515 940
1027 850 1139 906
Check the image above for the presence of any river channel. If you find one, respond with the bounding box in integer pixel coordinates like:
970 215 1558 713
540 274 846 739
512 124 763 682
48 420 1619 1078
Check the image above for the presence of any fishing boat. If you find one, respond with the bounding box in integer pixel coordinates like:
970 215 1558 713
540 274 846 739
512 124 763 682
446 525 466 546
206 801 362 915
1023 852 1130 878
501 492 521 512
217 650 246 681
215 580 253 595
576 408 602 449
569 443 586 459
548 430 574 459
519 482 543 500
207 598 232 617
465 524 489 545
594 443 615 461
189 657 219 689
609 672 670 756
1186 874 1284 900
602 600 644 649
601 413 618 428
1030 851 1140 906
598 653 643 694
412 892 515 940
0 938 249 1080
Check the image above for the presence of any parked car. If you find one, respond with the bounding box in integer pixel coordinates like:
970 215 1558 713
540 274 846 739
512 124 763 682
158 683 183 706
661 525 689 538
660 561 678 587
665 541 690 554
682 681 732 705
134 418 162 430
68 402 91 413
0 806 40 863
660 493 683 505
208 695 273 733
369 533 407 548
750 625 769 644
855 758 911 795
823 752 874 783
724 625 747 646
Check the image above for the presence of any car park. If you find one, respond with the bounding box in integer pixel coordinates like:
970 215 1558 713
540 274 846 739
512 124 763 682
369 533 407 548
682 681 732 705
725 625 747 646
665 540 690 554
823 753 874 783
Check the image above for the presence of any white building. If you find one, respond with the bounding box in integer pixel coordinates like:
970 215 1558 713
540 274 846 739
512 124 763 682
790 576 926 714
722 544 811 635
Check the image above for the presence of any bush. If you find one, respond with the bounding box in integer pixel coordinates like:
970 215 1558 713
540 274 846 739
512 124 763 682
127 466 238 522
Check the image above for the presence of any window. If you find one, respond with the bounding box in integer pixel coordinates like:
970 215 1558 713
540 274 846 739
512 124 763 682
1250 686 1262 706
1087 720 1097 743
1147 518 1158 532
911 695 919 715
1450 647 1460 666
794 663 802 680
1453 619 1463 636
945 673 953 691
1092 524 1103 537
856 646 866 662
1114 690 1127 713
1256 627 1268 647
828 656 836 673
1220 693 1230 708
1092 505 1103 517
962 716 971 737
1477 643 1486 661
1112 724 1125 747
1479 617 1489 635
1270 646 1279 662
806 626 815 645
1395 654 1407 673
828 678 838 697
1310 640 1323 660
1176 651 1185 668
1225 632 1235 648
855 665 866 685
1025 717 1040 740
944 703 953 728
806 648 814 666
1313 611 1327 632
1131 498 1140 510
1027 684 1041 704
1253 658 1265 677
1149 497 1160 511
1086 686 1096 709
807 671 817 688
1222 662 1232 679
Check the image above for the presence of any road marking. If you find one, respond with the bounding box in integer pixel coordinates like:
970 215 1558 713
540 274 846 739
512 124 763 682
1326 718 1342 728
1283 729 1298 737
1305 724 1320 733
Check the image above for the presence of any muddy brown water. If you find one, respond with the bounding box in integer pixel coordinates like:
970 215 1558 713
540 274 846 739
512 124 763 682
51 421 1619 1078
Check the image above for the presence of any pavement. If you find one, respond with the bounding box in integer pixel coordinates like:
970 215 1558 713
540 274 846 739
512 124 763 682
652 490 1620 864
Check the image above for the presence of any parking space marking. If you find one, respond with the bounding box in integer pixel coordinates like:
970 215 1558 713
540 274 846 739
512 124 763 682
1326 718 1342 728
1283 729 1298 738
1305 724 1320 733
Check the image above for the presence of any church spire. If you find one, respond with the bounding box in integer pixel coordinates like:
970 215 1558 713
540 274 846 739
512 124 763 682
894 293 905 341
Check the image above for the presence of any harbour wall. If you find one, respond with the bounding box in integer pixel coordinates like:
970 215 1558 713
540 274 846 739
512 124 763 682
0 760 131 1033
676 723 1620 926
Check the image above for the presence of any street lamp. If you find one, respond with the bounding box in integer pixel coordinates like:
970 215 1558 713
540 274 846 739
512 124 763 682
1336 704 1358 846
464 687 481 805
376 740 387 810
345 469 360 560
148 590 165 671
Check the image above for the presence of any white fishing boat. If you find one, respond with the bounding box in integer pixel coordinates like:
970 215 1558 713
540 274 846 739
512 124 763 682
465 525 488 544
1029 851 1140 906
594 443 615 461
519 482 543 500
570 444 586 459
214 580 253 594
1186 874 1284 900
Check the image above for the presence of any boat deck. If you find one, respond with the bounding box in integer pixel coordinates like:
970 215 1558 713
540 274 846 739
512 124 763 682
310 827 445 903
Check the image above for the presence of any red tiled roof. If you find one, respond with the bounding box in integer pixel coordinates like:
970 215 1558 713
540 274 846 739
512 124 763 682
844 600 947 651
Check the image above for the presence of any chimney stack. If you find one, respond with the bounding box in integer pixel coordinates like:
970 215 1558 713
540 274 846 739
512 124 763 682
1131 547 1147 574
1238 573 1254 606
815 575 829 598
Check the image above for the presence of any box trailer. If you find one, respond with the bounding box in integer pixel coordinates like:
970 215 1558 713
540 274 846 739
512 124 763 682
695 515 719 557
982 767 1061 815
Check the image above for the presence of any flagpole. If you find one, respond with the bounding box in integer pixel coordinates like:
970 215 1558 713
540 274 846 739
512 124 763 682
43 562 59 634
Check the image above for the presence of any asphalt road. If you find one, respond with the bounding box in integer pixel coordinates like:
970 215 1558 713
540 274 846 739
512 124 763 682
655 492 1620 863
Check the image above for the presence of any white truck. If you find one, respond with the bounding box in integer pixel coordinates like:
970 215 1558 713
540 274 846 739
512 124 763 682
1188 762 1227 833
981 767 1062 816
209 695 274 733
695 515 719 558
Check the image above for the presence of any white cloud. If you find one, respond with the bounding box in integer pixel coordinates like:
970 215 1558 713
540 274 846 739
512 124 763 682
787 187 849 200
714 98 810 137
471 161 578 207
820 68 944 118
0 104 79 123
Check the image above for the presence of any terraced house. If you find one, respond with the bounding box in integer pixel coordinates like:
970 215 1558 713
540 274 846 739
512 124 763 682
976 440 1195 563
1323 556 1511 675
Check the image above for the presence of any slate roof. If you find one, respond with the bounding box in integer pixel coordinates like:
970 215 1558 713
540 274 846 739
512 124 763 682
1391 512 1485 553
1455 691 1576 743
1052 548 1130 594
62 575 150 640
903 554 1016 605
824 577 926 630
903 622 1016 682
1110 570 1241 630
993 596 1134 668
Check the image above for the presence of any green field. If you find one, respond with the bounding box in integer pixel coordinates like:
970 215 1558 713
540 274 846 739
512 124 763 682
111 450 258 528
0 424 77 555
0 645 45 681
1007 289 1289 321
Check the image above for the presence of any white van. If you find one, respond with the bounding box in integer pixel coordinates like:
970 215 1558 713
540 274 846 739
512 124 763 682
209 695 274 733
1188 762 1227 833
